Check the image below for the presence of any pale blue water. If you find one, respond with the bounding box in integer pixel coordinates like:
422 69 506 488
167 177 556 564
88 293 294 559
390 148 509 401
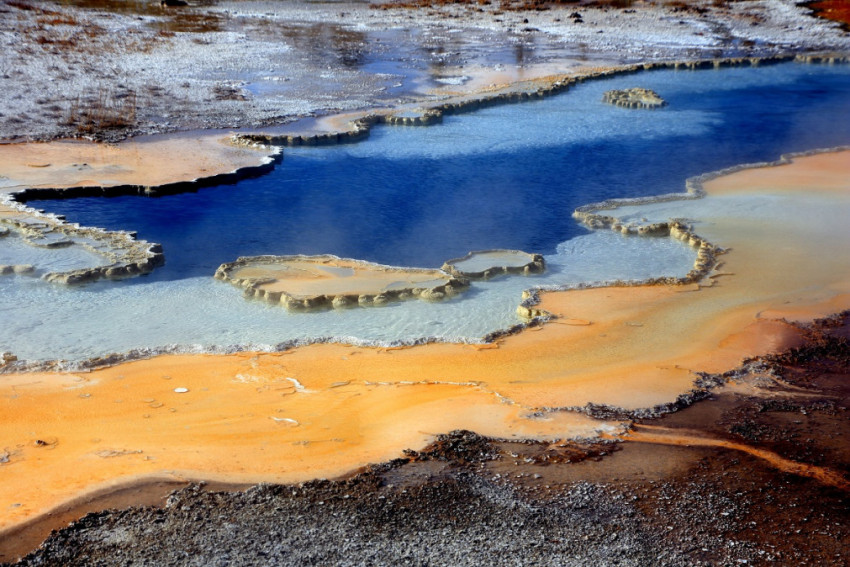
5 61 850 363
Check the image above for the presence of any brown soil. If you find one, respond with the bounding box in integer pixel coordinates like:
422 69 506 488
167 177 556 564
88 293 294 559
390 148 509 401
808 0 850 29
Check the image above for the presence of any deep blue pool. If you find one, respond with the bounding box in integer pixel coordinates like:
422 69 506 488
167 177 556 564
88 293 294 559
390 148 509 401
29 62 850 281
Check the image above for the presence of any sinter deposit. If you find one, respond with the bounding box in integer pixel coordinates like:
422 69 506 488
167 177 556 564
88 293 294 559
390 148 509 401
215 254 469 310
602 88 667 109
442 249 545 279
0 202 163 284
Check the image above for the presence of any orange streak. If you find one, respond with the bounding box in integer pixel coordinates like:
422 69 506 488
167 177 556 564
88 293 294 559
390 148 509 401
626 425 850 491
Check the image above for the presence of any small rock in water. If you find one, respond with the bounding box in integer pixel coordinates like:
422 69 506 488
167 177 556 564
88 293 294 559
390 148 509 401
602 87 667 109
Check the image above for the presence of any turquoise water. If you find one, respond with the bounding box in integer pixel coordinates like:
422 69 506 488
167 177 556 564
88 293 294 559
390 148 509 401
5 61 850 363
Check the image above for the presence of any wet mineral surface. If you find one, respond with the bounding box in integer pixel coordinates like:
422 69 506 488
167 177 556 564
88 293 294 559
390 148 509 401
215 254 468 310
7 314 848 566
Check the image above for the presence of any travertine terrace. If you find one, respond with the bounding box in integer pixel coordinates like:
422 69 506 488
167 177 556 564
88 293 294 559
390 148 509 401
0 200 163 284
215 254 468 310
442 249 545 279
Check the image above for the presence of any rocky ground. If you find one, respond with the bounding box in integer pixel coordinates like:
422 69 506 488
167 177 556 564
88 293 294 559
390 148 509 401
2 0 849 142
7 314 849 566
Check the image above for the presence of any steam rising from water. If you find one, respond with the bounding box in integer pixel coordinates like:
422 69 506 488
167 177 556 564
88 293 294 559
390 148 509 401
4 62 850 362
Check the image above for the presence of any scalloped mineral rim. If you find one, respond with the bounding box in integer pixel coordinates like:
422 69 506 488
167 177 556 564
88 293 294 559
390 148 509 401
215 254 470 310
441 249 545 279
602 87 667 109
0 199 164 284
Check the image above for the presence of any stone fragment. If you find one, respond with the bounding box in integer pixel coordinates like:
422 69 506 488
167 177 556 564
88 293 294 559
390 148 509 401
602 88 667 109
